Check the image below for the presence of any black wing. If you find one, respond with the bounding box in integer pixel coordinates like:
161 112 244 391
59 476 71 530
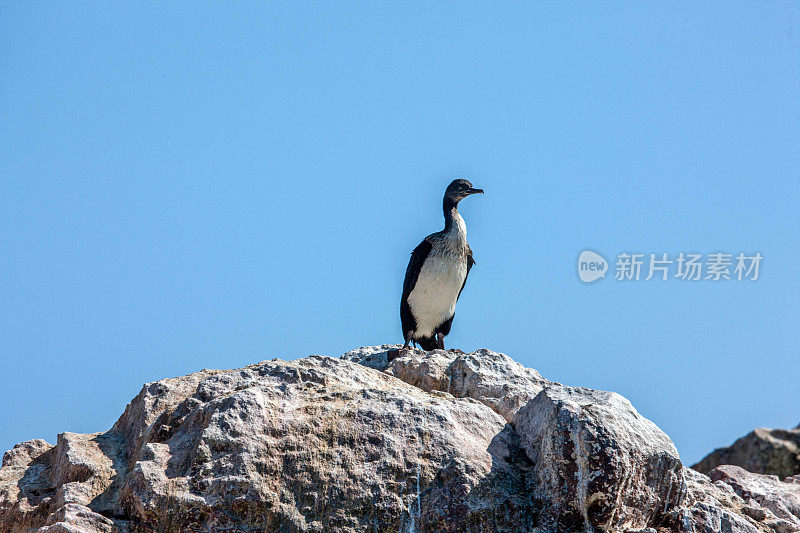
457 244 475 300
400 238 433 337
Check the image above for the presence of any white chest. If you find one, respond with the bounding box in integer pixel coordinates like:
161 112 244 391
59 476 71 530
406 246 468 338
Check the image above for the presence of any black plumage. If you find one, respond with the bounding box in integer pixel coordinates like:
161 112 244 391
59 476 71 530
400 239 432 348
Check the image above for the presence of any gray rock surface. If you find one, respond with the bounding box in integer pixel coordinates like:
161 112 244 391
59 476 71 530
693 425 800 480
514 386 684 532
673 466 800 533
343 346 550 422
1 345 799 532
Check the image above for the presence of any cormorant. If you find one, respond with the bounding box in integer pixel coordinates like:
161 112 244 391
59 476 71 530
391 179 483 359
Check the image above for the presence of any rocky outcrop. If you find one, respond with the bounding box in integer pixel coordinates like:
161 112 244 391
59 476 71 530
1 345 799 532
678 466 800 533
341 345 550 422
515 386 684 532
693 425 800 480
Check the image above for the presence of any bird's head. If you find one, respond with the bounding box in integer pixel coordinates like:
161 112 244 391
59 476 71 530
444 179 484 204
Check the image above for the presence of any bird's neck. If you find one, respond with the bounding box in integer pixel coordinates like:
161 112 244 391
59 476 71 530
443 202 467 242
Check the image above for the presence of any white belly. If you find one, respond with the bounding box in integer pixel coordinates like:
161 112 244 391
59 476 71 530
407 254 467 338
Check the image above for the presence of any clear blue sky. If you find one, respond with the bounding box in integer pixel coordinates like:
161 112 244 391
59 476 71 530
1 2 798 466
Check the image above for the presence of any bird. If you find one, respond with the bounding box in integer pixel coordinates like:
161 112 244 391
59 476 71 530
389 179 483 359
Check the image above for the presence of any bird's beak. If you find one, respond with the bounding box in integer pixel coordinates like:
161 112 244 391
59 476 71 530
468 188 484 195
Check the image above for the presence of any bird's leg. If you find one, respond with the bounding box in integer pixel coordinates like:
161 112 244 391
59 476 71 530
436 333 445 350
387 332 414 362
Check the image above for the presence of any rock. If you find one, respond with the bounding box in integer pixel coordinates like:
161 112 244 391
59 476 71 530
693 426 800 479
708 465 800 529
39 503 115 533
344 345 550 422
2 346 799 532
1 354 528 532
672 467 765 533
340 344 399 371
663 465 800 533
514 386 684 532
0 439 56 530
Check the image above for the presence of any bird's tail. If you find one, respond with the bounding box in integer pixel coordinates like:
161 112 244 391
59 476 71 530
416 336 438 351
